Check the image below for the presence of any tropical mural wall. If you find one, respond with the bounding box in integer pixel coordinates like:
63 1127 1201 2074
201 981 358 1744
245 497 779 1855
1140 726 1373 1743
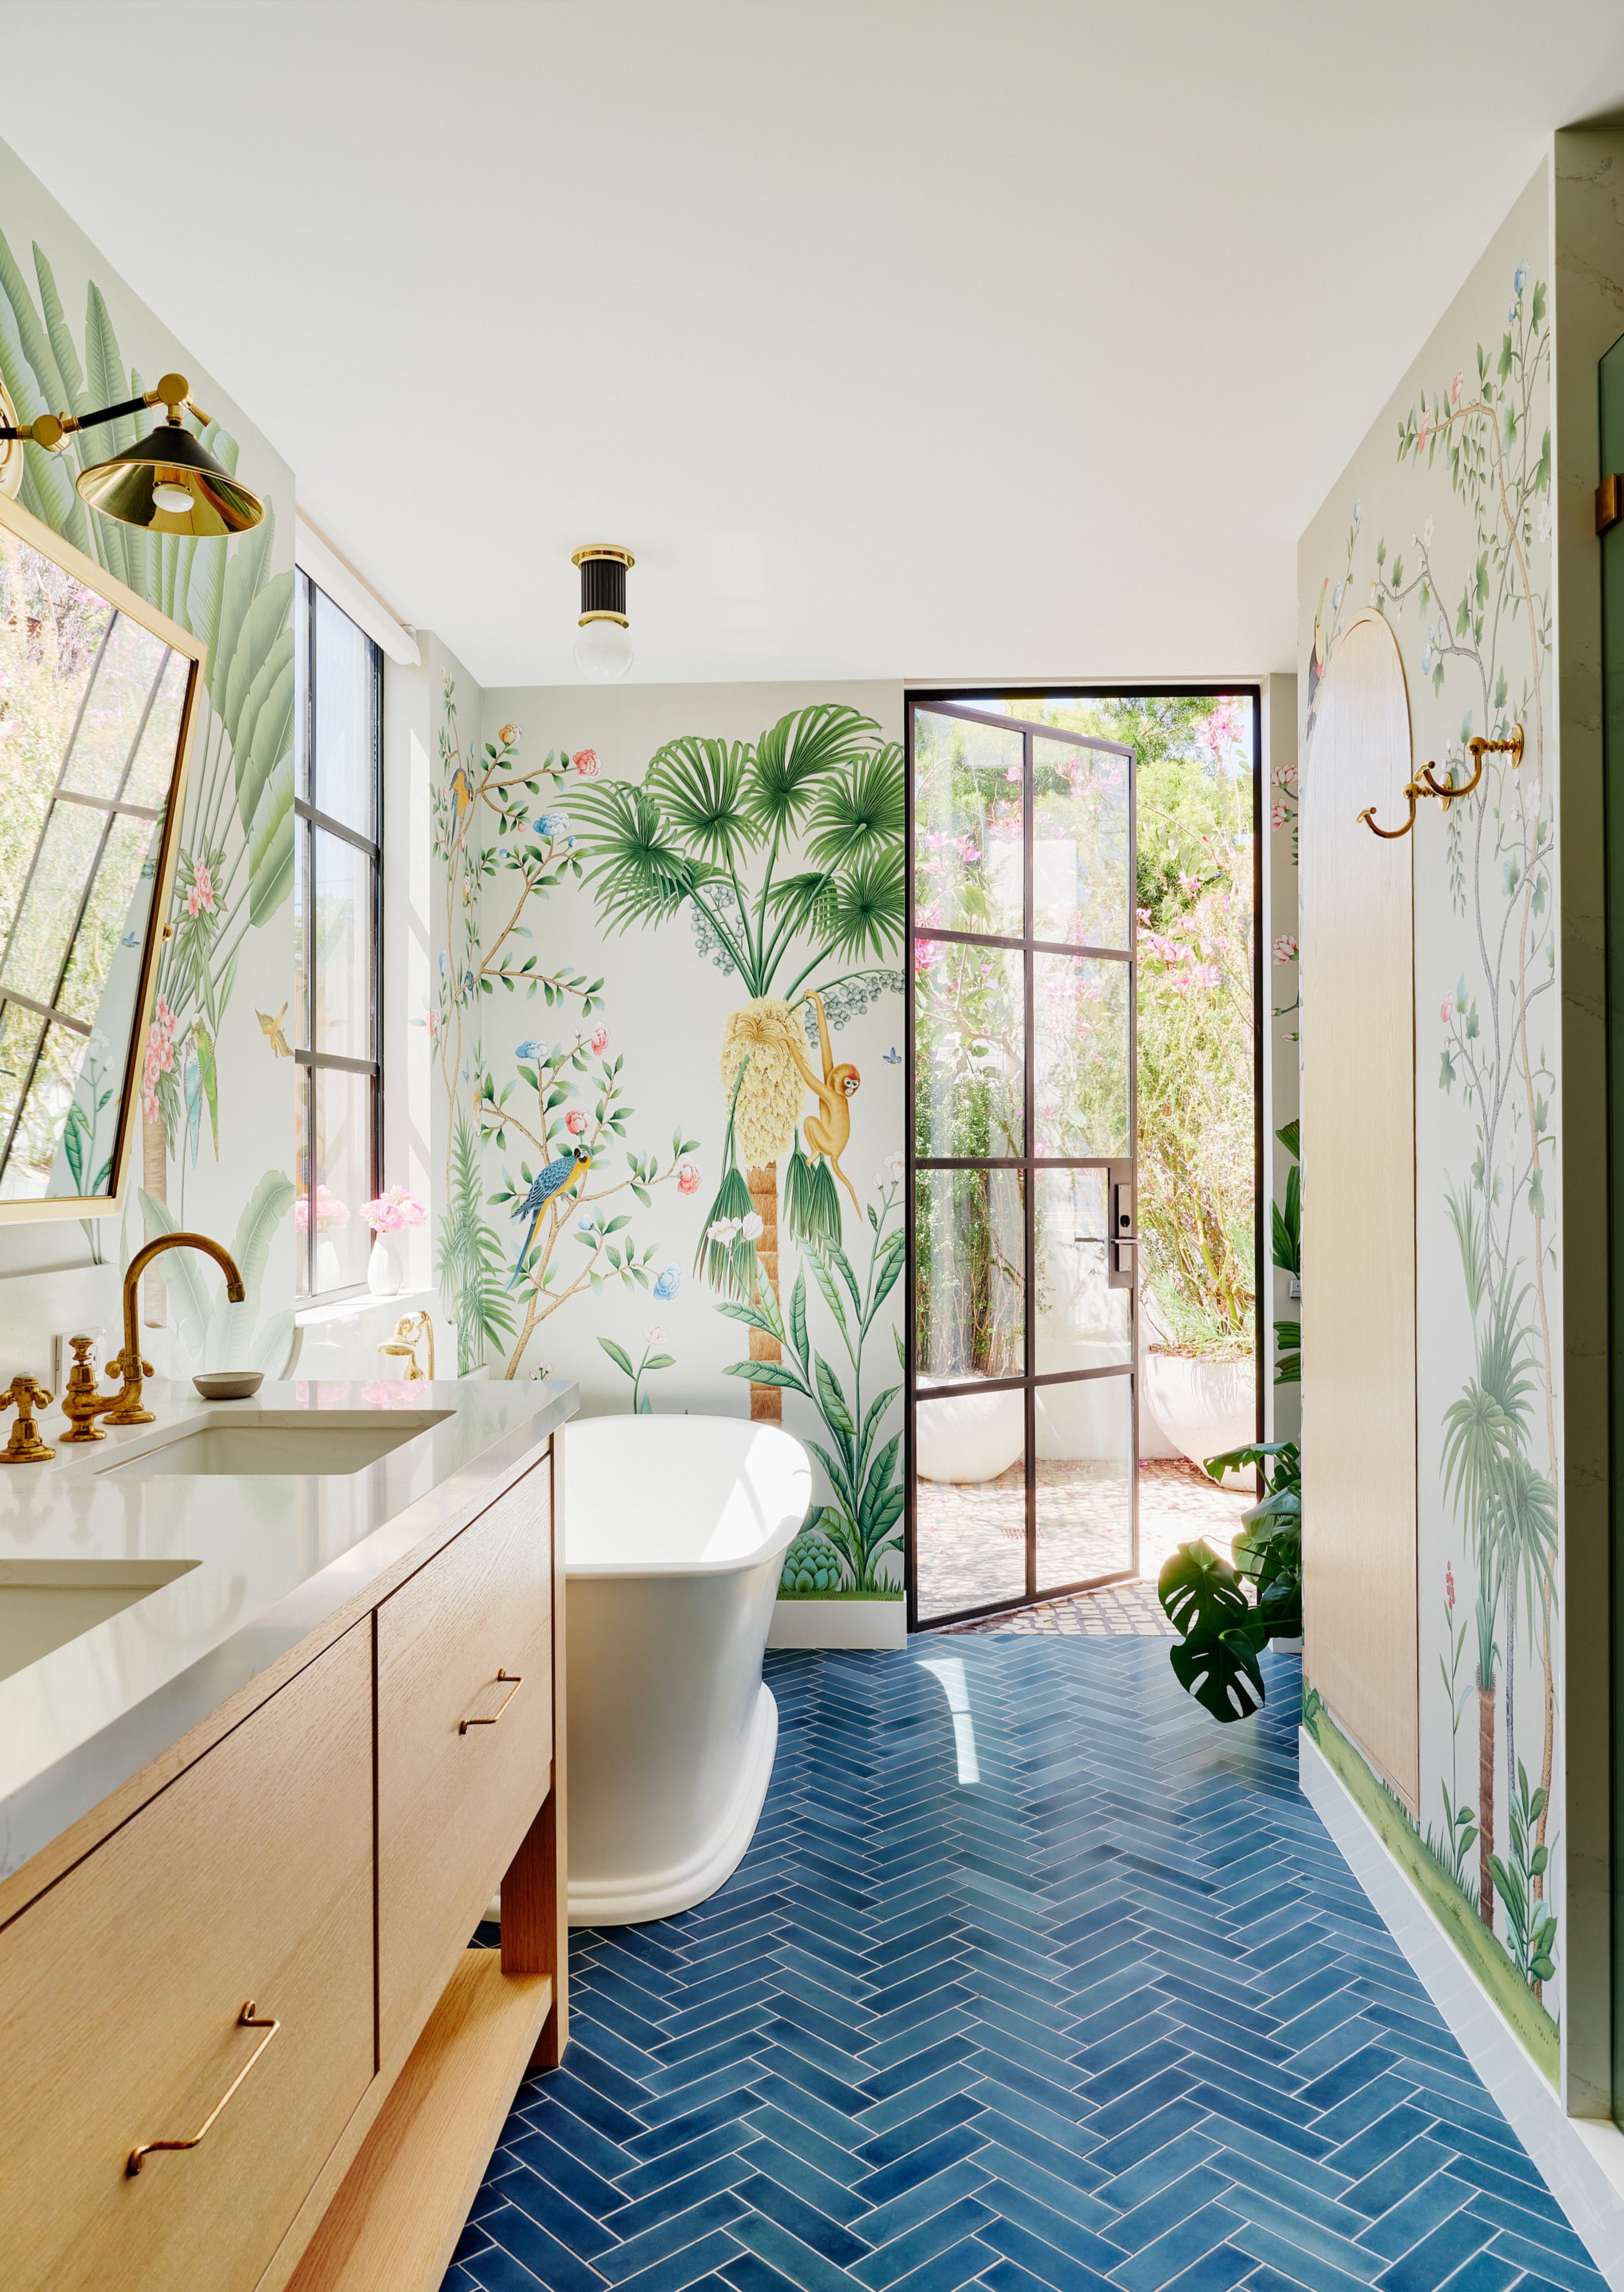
0 138 298 1366
1297 169 1566 2078
428 673 907 1613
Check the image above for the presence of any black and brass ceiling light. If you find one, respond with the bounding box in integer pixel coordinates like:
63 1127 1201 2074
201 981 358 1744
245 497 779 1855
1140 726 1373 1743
0 370 264 538
572 545 634 682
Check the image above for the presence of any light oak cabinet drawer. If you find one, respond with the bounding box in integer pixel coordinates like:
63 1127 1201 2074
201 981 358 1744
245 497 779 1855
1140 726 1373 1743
377 1457 553 2064
0 1624 373 2292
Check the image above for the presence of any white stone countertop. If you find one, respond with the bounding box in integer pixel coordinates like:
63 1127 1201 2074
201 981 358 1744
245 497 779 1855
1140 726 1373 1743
0 1372 577 1885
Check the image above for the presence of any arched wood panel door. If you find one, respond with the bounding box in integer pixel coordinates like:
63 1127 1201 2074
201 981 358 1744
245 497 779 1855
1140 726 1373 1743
1300 609 1419 1812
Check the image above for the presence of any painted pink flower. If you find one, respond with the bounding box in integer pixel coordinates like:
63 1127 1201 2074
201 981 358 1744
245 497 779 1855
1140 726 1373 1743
1272 935 1298 964
1271 803 1289 830
1441 1000 1452 1023
186 863 215 918
573 749 599 776
677 1159 701 1195
590 1026 609 1055
913 939 942 975
566 1109 587 1136
1446 1561 1456 1612
1450 371 1464 408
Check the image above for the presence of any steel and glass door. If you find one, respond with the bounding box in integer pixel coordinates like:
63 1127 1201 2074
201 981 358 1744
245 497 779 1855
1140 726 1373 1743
906 699 1137 1628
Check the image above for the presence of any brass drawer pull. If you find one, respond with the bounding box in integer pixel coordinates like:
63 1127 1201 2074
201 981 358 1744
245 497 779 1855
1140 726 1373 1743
459 1670 522 1734
126 2003 280 2176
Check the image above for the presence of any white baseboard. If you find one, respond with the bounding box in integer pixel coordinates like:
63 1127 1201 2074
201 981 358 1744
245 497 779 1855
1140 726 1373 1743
768 1599 906 1650
1301 1728 1624 2289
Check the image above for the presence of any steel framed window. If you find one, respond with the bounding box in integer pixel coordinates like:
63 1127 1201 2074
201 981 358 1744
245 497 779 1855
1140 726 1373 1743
293 570 383 1298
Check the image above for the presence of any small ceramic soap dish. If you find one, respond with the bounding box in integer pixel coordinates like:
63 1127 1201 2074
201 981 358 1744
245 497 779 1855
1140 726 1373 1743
192 1370 264 1401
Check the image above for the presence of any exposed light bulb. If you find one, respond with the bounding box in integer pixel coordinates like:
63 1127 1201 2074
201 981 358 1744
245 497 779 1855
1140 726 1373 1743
573 617 633 684
151 480 193 514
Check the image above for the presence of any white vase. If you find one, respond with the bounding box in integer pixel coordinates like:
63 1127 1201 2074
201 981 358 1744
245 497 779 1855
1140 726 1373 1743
366 1232 403 1297
1141 1350 1257 1489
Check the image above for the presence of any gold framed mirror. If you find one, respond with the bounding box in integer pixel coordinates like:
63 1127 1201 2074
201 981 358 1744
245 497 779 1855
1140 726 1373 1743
0 484 202 1220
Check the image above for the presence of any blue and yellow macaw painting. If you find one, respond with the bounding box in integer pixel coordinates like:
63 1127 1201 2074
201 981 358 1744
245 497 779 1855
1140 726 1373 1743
508 1145 593 1289
448 760 475 836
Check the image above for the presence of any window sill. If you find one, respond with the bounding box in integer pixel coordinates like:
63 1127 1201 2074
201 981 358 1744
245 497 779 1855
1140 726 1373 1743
295 1285 434 1330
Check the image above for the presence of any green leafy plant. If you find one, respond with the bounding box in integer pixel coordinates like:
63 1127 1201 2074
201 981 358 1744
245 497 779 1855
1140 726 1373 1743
597 1329 676 1414
721 1174 905 1593
1158 1439 1301 1723
1489 1760 1557 1987
1272 1120 1301 1385
435 1105 515 1372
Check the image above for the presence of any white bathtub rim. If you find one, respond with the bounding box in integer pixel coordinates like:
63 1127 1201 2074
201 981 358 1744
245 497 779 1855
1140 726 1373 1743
566 1682 779 1926
564 1414 811 1576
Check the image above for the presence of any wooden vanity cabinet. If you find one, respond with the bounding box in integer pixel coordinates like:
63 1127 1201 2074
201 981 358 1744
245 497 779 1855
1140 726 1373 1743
0 1436 566 2292
0 1624 373 2292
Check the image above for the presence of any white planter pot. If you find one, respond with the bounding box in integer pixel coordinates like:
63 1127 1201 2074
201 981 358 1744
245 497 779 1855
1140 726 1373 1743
1142 1350 1257 1488
915 1382 1023 1484
367 1233 404 1297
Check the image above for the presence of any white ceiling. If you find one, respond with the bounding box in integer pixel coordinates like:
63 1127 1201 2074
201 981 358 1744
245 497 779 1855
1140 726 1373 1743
3 2 1621 690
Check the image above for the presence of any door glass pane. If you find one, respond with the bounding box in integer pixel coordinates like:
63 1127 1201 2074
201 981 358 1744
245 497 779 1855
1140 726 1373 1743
308 1064 371 1291
1033 736 1131 949
1035 1371 1134 1586
313 585 374 832
914 938 1023 1159
915 1399 1025 1619
913 708 1024 938
1035 1168 1131 1371
915 1166 1024 1382
1034 952 1129 1157
312 830 374 1060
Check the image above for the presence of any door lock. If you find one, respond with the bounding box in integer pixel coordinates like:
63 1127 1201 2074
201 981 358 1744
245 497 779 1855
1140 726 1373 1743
1109 1164 1135 1290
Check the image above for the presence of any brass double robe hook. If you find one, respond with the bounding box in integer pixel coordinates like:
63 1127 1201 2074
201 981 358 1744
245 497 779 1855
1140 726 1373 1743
1358 724 1524 839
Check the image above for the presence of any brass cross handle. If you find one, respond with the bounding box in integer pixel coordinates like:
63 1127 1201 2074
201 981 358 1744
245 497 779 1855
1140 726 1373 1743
1358 725 1524 839
459 1671 523 1734
126 2003 280 2175
0 1374 54 1462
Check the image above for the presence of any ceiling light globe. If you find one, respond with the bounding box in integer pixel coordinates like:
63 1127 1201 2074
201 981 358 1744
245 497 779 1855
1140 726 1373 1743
573 617 633 684
150 480 193 514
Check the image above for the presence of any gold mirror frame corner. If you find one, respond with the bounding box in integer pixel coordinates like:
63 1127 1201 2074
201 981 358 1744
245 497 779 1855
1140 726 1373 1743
0 483 208 1228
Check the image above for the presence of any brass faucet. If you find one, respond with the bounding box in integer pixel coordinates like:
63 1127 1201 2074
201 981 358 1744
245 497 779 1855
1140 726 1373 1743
61 1234 246 1437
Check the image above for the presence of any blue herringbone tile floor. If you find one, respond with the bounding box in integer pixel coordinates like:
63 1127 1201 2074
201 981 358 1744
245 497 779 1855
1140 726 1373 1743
444 1636 1603 2292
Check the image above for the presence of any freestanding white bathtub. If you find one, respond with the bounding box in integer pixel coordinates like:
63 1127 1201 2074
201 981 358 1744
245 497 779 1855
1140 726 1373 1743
562 1414 810 1925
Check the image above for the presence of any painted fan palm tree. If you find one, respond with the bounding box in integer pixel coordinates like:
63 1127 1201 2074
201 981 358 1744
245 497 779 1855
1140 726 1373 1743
1439 1201 1557 1970
572 705 904 1421
0 233 294 1248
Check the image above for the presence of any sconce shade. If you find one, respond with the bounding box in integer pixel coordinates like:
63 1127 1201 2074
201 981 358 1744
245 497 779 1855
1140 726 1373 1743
75 423 265 536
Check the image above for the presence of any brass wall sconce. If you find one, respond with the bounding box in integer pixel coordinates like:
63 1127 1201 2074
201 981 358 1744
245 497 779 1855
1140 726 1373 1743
1358 724 1524 840
378 1310 435 1382
0 370 264 537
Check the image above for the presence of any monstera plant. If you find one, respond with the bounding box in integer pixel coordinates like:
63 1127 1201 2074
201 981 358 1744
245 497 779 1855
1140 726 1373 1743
1158 1439 1302 1722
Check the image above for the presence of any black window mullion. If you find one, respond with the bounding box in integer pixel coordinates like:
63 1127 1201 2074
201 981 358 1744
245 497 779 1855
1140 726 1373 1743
1023 721 1037 1605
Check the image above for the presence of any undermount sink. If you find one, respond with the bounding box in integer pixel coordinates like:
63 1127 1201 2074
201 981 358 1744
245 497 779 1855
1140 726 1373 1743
0 1559 202 1682
98 1410 454 1479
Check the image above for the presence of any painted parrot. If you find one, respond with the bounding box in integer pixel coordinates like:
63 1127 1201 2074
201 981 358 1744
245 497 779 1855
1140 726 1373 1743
449 762 475 834
508 1145 593 1290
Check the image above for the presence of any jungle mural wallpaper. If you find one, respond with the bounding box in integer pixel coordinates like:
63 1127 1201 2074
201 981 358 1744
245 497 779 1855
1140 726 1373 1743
0 162 298 1365
1298 174 1562 2077
430 679 907 1604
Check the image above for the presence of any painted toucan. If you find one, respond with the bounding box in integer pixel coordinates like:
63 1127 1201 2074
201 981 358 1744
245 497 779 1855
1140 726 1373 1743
508 1146 592 1289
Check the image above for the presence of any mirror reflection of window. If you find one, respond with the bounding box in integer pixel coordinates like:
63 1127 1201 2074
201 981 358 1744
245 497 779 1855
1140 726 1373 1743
292 572 383 1298
0 528 189 1202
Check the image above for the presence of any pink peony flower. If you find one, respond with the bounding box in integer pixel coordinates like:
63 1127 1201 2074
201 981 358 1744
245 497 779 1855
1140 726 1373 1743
573 749 599 776
1272 935 1298 964
1441 1000 1452 1023
185 863 215 918
1271 803 1288 829
677 1159 701 1195
590 1026 609 1054
566 1109 587 1136
363 1185 427 1233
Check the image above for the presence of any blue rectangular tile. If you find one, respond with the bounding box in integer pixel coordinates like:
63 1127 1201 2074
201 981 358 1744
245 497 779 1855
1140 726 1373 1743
1372 2208 1497 2292
599 2194 751 2284
1112 2202 1241 2292
1356 2172 1475 2264
604 2157 755 2241
731 2208 881 2292
973 2143 1119 2236
1226 2218 1375 2292
851 2195 996 2288
857 2125 991 2209
1482 2236 1606 2292
477 2201 611 2292
1107 2164 1235 2253
858 2094 986 2168
977 2213 1121 2292
850 2159 996 2249
614 2233 747 2292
